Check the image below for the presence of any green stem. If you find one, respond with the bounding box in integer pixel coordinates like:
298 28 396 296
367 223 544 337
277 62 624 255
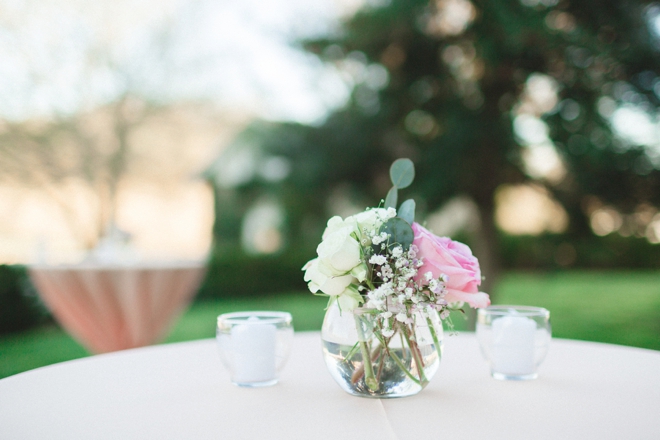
426 315 443 361
350 341 381 384
345 341 360 362
400 322 428 385
374 345 385 383
354 315 378 391
388 349 422 385
398 330 408 362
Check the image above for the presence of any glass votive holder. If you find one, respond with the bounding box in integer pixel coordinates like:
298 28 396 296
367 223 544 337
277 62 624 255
216 311 294 387
476 306 551 381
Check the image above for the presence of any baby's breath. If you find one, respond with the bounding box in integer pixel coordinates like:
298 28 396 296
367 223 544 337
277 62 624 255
360 229 451 332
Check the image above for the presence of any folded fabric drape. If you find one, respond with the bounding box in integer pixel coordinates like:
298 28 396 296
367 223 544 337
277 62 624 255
29 262 206 353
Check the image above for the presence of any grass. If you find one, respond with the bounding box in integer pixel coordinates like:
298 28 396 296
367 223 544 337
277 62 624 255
0 292 329 379
494 271 660 350
1 270 659 379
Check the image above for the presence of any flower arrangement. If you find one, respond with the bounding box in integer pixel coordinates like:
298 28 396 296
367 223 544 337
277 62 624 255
303 158 489 396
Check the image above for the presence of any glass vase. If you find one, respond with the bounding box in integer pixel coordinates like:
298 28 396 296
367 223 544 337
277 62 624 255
321 303 443 398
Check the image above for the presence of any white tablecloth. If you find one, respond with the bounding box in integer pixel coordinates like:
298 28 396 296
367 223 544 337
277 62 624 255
1 332 658 439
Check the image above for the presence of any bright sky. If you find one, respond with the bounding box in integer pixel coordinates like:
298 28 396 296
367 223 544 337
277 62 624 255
0 0 355 123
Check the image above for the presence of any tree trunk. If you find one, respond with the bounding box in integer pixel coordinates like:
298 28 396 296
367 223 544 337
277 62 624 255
463 199 501 330
473 202 501 296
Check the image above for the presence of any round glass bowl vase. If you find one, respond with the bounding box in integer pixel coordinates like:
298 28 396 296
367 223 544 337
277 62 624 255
216 311 294 387
321 303 443 398
476 306 551 380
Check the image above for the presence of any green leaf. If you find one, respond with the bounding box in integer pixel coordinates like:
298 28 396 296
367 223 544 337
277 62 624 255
380 217 414 250
389 158 415 189
384 186 398 209
398 199 416 225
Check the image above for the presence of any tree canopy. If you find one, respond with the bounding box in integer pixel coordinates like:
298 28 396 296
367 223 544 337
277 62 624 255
208 0 660 290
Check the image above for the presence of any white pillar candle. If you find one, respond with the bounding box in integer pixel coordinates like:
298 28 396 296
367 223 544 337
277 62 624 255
491 315 536 375
231 317 277 384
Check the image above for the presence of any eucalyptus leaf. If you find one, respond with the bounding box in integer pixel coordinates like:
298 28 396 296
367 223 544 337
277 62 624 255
380 217 414 250
389 158 415 189
384 186 398 209
398 199 416 225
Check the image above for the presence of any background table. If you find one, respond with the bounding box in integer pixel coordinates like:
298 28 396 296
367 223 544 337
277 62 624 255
1 332 658 440
28 261 206 353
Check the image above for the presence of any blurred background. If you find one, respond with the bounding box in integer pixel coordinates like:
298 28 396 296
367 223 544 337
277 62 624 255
1 0 659 377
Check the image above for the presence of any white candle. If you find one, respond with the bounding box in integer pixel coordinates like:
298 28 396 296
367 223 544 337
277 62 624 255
491 315 536 375
230 317 277 384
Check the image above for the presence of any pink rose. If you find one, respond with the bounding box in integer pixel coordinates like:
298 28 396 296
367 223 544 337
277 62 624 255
412 222 490 308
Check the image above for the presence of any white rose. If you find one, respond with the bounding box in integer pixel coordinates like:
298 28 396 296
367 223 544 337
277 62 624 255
353 207 395 232
303 258 355 296
317 225 362 274
350 262 368 282
337 291 361 311
322 216 348 240
335 285 363 311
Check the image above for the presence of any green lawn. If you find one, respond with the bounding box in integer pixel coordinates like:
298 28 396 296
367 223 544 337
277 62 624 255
1 270 658 379
494 271 660 350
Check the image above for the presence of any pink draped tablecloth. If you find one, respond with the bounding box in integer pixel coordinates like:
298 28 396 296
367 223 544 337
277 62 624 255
28 261 206 354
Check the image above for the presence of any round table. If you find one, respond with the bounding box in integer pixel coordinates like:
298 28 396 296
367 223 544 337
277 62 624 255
0 332 658 439
28 261 206 353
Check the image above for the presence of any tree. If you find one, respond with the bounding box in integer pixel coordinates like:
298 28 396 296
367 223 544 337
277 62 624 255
0 1 242 253
209 0 660 295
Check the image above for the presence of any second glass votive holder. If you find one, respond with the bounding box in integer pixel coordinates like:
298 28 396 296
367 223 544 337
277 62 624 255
476 306 551 380
216 311 294 387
